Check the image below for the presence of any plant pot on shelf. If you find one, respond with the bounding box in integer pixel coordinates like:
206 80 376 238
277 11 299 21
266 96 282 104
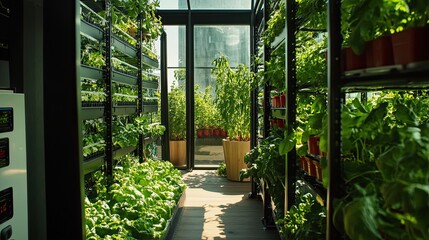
343 47 366 71
271 119 278 128
391 27 429 65
312 160 322 181
308 135 320 156
271 96 277 108
277 119 285 129
299 156 309 172
280 93 286 107
306 157 317 177
169 140 186 167
366 35 394 68
222 139 250 182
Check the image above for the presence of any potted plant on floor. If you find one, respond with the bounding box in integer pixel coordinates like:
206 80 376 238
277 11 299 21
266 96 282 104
211 54 256 181
168 77 186 167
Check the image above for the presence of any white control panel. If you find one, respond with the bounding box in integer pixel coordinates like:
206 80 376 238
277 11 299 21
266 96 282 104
0 92 28 240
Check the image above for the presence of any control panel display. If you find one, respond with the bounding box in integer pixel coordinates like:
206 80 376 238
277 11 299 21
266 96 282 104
0 108 13 133
0 188 13 225
0 138 8 168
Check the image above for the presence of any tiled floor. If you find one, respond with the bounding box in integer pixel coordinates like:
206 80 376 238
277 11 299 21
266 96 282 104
168 170 281 240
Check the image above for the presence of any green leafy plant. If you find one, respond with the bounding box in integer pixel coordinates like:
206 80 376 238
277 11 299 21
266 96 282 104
277 188 326 240
85 156 186 239
343 0 429 54
332 92 429 240
241 128 285 211
211 54 256 141
168 79 186 140
216 161 227 177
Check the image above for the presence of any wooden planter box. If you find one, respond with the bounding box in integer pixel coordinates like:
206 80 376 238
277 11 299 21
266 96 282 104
170 140 186 167
222 139 250 182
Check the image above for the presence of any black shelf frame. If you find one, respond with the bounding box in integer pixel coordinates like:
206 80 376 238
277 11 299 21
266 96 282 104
80 18 104 41
284 0 298 213
82 106 105 120
79 0 161 178
81 64 104 80
83 154 105 175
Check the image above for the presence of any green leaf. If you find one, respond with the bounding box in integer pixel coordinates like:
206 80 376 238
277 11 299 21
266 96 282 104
394 103 418 126
343 186 382 240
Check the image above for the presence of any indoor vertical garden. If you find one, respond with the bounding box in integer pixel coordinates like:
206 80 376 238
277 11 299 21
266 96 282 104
80 0 186 239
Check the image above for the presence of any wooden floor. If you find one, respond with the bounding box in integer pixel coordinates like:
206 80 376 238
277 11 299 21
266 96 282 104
168 170 281 240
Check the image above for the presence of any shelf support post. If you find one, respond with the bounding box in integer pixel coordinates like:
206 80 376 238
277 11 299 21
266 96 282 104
327 0 343 239
285 0 297 212
104 0 114 183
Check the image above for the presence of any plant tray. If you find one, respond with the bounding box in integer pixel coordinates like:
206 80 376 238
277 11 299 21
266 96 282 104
162 190 186 240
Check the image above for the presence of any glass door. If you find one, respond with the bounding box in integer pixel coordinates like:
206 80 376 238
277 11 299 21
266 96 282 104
193 25 250 168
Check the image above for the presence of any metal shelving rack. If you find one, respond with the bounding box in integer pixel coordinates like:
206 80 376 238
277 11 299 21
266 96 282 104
253 0 280 229
327 1 429 239
79 0 161 178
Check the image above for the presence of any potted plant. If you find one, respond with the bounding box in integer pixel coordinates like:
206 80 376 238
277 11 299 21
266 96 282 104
212 54 256 181
168 78 186 167
344 0 429 68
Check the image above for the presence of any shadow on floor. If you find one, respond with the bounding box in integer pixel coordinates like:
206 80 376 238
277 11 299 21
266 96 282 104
180 170 251 195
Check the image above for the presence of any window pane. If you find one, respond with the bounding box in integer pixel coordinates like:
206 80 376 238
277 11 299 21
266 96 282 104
159 0 251 10
194 25 250 68
190 0 251 9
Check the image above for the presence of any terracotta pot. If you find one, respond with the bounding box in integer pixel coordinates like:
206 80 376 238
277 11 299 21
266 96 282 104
305 157 317 177
300 156 309 172
197 129 204 137
271 96 277 108
280 93 286 107
368 35 394 67
391 27 429 65
220 129 227 137
213 129 220 136
203 129 210 137
308 135 320 155
209 129 214 137
275 96 281 107
277 119 285 129
271 119 278 128
343 47 366 71
313 160 322 181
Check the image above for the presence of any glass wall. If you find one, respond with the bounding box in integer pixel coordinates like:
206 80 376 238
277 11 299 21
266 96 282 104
159 0 251 10
162 25 188 168
193 25 250 168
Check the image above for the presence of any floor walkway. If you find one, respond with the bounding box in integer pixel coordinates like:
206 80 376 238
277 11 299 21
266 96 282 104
169 170 281 240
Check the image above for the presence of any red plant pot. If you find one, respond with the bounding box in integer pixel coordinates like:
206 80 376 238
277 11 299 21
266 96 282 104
300 156 309 172
275 96 281 107
213 129 220 136
271 97 277 108
343 47 366 71
308 135 320 155
209 129 214 137
277 119 285 129
306 157 317 177
370 35 394 67
280 93 286 107
203 129 210 137
271 119 278 128
313 160 322 181
220 129 227 137
391 27 429 65
197 129 204 137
